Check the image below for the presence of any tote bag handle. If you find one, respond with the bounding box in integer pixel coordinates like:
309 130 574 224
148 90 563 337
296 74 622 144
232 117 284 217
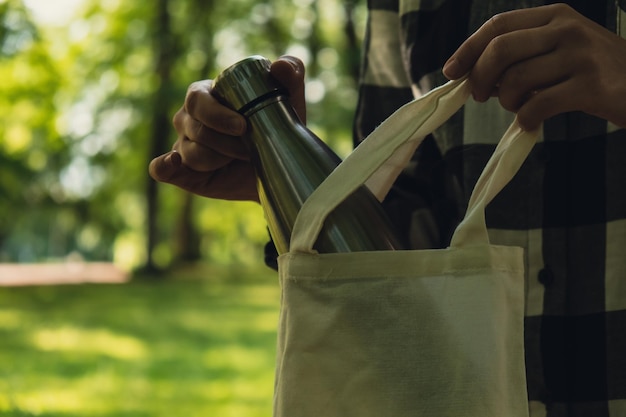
289 77 540 253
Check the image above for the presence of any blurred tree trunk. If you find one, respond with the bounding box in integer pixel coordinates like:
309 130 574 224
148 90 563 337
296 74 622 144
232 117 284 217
175 193 201 262
172 0 217 265
145 0 176 273
343 0 362 82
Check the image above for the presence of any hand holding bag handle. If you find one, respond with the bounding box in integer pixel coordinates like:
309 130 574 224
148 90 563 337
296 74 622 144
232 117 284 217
289 77 541 253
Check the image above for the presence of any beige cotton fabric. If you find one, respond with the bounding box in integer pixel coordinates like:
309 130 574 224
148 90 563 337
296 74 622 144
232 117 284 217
275 76 539 417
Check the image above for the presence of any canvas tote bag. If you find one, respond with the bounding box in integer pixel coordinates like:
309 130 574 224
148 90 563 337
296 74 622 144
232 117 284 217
274 76 539 417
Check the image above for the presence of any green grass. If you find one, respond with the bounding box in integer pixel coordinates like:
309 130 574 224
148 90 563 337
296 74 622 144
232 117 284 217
0 264 280 417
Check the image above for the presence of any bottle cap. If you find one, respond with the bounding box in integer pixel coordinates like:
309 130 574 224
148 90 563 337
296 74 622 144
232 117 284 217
211 55 283 112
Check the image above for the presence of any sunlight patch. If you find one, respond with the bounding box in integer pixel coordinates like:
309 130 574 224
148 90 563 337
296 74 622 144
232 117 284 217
31 326 147 360
202 345 271 373
0 310 21 329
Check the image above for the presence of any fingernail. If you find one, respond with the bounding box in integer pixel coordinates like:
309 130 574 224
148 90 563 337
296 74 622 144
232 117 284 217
443 57 459 79
166 151 182 167
279 56 302 74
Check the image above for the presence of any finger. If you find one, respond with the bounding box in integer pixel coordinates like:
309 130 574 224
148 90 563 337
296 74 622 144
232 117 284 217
198 160 259 202
443 6 555 80
178 136 234 172
149 151 182 182
179 111 249 160
185 80 247 136
516 79 579 131
150 150 258 201
172 106 186 133
470 25 557 102
496 52 568 113
271 55 307 123
169 159 259 202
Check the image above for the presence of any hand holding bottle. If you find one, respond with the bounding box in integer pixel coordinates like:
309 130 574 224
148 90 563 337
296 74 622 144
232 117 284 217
148 56 307 202
209 55 403 253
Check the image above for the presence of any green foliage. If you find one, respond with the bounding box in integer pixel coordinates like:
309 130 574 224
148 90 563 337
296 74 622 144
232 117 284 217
0 0 366 269
0 265 280 416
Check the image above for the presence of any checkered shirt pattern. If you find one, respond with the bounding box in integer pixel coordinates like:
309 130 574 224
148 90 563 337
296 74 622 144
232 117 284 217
354 0 626 416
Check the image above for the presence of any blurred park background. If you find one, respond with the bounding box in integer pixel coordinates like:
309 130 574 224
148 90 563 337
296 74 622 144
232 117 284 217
0 0 365 414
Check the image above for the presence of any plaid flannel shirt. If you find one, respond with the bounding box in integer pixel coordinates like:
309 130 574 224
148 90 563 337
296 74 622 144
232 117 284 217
355 0 626 416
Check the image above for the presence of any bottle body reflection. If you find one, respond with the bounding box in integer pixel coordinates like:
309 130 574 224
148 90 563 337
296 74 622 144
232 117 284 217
212 56 403 254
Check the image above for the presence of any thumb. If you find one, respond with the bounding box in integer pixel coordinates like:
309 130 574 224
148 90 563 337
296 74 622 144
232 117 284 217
270 55 307 123
149 151 182 183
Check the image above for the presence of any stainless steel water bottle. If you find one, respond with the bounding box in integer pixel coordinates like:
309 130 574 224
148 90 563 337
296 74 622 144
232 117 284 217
211 55 404 254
